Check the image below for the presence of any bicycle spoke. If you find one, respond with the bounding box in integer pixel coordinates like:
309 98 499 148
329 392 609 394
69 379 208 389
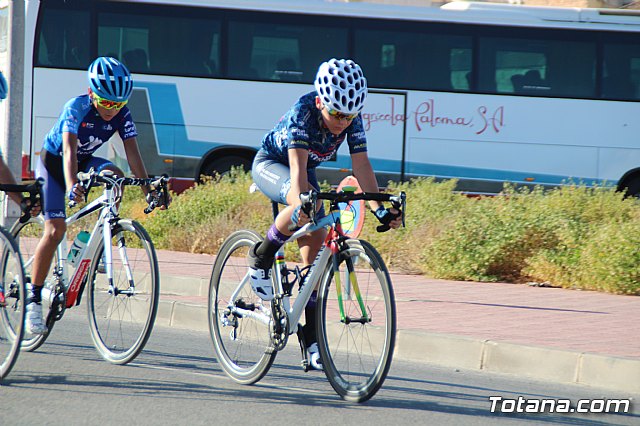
209 230 276 385
318 239 396 403
87 220 158 364
0 228 26 379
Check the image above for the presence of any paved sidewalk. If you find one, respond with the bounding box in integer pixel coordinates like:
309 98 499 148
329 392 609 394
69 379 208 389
153 248 640 394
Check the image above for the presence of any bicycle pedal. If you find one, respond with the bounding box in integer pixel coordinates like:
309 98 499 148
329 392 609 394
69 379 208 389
301 359 310 372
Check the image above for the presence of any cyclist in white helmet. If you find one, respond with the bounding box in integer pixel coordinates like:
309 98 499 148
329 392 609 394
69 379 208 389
25 57 166 335
250 58 402 370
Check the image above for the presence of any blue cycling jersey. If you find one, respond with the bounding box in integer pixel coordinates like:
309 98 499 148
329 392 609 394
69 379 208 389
261 91 367 169
42 94 138 158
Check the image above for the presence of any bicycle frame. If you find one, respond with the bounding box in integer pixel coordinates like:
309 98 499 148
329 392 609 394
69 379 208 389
229 208 358 336
54 188 117 308
29 176 139 310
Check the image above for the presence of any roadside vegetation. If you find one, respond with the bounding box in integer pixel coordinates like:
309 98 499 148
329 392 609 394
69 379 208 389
118 169 640 295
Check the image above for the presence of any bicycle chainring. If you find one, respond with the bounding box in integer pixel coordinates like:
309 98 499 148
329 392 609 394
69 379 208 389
269 297 289 351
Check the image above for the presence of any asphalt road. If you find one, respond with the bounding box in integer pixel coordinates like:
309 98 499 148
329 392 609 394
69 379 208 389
1 308 638 426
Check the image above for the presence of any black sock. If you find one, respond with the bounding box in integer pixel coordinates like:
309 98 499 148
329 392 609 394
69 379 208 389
256 224 290 260
28 285 42 304
304 305 317 346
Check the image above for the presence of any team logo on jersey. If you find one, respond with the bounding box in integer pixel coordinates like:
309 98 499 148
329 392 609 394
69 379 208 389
103 124 113 131
81 122 94 129
81 135 105 152
124 121 136 135
291 128 308 139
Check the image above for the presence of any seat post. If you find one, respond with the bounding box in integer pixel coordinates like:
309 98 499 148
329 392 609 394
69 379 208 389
271 201 279 220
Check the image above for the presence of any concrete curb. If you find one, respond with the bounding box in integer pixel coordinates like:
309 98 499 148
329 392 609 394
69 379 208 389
153 298 640 394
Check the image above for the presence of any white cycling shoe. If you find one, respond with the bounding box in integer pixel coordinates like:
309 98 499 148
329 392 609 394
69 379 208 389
247 243 274 301
26 301 47 335
307 343 323 371
248 267 274 301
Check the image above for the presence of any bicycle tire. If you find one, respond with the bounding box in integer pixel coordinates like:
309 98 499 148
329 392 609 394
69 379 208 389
10 216 54 352
86 219 159 365
0 226 26 379
208 230 276 384
316 239 396 403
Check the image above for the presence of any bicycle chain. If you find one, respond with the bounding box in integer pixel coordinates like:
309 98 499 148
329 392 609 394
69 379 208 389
269 296 289 351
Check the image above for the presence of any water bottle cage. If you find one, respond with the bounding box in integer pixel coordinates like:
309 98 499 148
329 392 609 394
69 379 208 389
281 266 294 296
296 265 312 292
280 265 312 296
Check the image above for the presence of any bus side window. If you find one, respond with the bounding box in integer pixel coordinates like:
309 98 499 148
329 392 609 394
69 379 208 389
272 58 302 82
36 8 90 68
602 43 640 100
511 74 524 93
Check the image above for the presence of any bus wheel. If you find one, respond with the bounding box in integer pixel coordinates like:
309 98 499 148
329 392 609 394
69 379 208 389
622 176 640 198
199 155 253 182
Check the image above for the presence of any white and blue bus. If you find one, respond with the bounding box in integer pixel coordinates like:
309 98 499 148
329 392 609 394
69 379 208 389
2 0 640 194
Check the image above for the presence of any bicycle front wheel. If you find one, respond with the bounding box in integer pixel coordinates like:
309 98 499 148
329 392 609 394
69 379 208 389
317 239 396 403
208 230 276 385
0 226 26 379
86 219 159 365
10 216 54 352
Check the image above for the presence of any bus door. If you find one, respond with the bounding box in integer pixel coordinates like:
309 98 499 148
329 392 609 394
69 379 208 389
361 90 407 185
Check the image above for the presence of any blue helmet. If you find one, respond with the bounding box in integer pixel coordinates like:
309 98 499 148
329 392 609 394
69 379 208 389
0 71 7 100
88 57 133 102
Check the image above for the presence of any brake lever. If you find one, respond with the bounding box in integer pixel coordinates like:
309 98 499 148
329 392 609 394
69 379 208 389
288 190 317 232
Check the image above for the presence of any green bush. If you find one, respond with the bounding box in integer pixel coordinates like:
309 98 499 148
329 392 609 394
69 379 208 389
118 171 640 295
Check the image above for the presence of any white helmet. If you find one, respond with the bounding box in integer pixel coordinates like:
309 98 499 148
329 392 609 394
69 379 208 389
314 58 367 115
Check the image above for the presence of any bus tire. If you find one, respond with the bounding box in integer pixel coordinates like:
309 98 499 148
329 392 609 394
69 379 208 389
199 155 253 181
622 176 640 198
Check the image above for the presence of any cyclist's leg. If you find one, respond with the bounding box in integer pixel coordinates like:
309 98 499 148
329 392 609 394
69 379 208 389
251 151 325 262
28 155 67 335
80 156 117 175
255 160 326 367
295 168 326 263
248 150 294 300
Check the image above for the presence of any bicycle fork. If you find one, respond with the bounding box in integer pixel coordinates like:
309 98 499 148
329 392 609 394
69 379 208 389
331 241 370 324
103 218 136 297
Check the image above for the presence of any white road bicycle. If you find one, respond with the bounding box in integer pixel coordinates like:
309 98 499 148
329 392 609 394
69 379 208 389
209 187 406 402
5 169 168 364
0 180 42 379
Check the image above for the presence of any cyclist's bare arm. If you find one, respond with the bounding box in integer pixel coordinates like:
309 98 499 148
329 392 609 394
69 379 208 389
283 147 312 226
123 136 170 209
62 131 84 202
351 152 402 230
0 159 24 205
123 137 149 181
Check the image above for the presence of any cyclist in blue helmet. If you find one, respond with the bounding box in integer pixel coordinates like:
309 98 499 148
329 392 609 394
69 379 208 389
0 70 41 211
249 59 402 370
26 57 166 335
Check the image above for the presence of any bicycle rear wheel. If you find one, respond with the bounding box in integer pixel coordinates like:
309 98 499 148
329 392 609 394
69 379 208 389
0 227 26 379
10 216 54 352
208 230 276 384
86 219 159 364
317 239 396 403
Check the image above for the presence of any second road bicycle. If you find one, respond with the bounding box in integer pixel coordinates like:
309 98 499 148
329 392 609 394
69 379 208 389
2 169 168 364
